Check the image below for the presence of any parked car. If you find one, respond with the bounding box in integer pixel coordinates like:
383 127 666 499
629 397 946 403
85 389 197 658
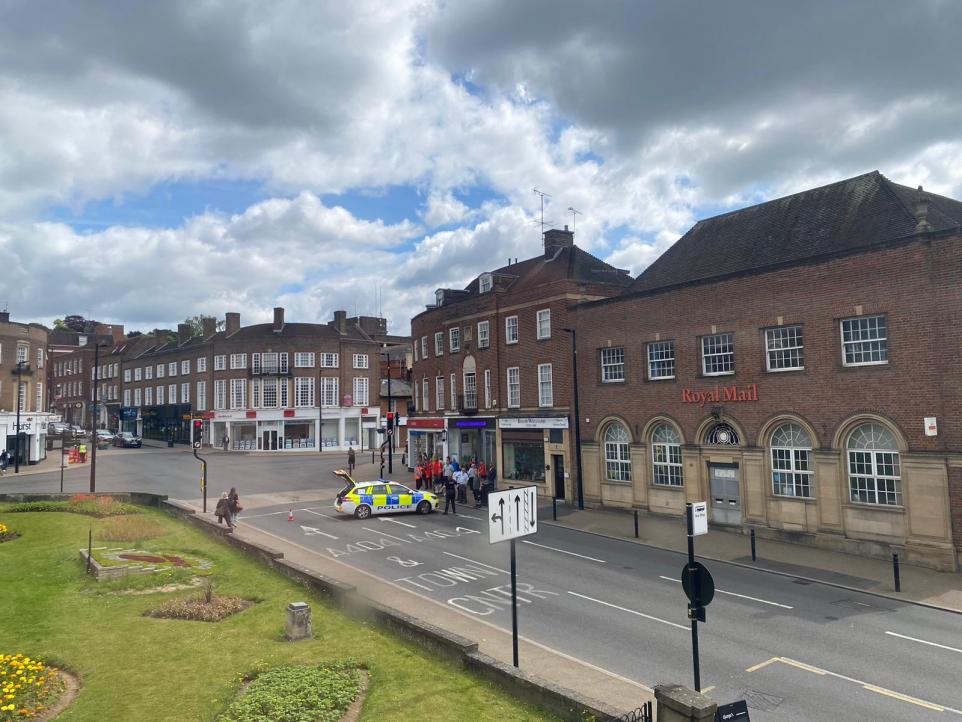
114 432 142 448
95 429 115 442
48 422 69 436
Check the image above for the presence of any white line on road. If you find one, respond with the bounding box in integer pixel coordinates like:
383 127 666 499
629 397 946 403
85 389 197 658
521 540 606 563
300 508 340 519
657 575 794 609
442 551 509 575
235 510 289 520
567 591 688 630
378 517 417 528
299 524 339 540
885 630 962 655
363 527 411 543
455 512 483 520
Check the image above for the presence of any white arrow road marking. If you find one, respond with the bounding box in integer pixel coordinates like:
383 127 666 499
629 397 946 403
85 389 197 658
521 540 606 563
568 591 688 630
885 630 962 654
378 517 417 528
299 525 338 540
658 575 794 609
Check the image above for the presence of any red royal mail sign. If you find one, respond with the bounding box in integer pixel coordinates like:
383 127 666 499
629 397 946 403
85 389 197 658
682 383 758 406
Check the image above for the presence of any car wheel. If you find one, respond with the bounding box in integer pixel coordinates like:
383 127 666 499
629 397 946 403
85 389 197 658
417 500 431 515
354 504 372 520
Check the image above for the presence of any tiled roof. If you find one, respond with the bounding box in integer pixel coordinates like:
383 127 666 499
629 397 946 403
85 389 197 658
628 171 962 294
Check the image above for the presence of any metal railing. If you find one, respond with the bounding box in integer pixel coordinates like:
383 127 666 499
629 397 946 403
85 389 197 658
610 702 652 722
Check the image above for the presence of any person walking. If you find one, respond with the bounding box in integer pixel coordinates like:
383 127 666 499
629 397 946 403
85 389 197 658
222 435 230 451
455 467 468 503
215 492 234 530
479 464 497 509
433 456 443 494
347 446 356 475
443 473 457 515
227 486 241 527
0 449 8 476
414 462 424 490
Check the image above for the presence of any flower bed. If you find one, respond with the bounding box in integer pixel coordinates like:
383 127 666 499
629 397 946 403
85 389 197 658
0 653 65 721
0 522 17 543
0 495 139 518
218 663 362 722
146 593 253 622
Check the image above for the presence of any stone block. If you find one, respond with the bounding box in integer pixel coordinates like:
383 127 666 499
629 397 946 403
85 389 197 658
285 601 312 641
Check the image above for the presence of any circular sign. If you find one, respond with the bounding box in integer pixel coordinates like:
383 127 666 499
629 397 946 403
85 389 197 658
192 441 201 449
75 402 82 408
681 561 715 606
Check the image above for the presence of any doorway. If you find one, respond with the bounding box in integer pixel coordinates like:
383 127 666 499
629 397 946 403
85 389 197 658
552 454 565 499
262 430 278 451
708 463 741 526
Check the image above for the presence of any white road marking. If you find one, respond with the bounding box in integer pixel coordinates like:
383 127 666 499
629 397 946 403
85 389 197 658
658 575 794 609
300 508 340 520
378 517 417 528
299 524 338 540
235 510 289 520
885 630 962 655
522 540 606 563
454 512 483 520
363 527 411 544
442 551 509 575
567 591 688 631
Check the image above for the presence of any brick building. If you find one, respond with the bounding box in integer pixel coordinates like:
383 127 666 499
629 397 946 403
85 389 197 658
572 172 962 571
48 323 126 428
409 228 631 499
0 311 51 465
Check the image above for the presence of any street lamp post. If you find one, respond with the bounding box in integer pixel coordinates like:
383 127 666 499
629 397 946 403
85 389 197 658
13 360 25 474
383 345 393 475
561 328 585 510
89 342 106 493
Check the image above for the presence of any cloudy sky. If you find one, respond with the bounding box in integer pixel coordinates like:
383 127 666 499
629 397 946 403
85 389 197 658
2 0 961 334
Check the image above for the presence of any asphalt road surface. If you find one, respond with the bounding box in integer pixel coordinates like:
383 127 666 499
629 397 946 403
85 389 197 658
5 449 961 720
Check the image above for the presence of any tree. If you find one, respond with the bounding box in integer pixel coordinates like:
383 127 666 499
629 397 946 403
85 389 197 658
182 315 222 336
63 315 88 332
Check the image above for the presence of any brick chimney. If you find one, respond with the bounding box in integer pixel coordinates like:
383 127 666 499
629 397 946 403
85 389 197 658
333 310 347 334
0 311 9 323
177 323 191 345
201 317 217 337
273 307 285 333
915 185 933 232
109 324 125 343
225 312 241 336
544 226 574 258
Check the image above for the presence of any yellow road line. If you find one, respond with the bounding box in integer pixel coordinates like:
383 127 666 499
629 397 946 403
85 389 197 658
777 657 827 675
863 685 944 712
745 657 779 673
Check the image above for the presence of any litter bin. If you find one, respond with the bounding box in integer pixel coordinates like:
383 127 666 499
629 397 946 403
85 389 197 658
167 439 174 448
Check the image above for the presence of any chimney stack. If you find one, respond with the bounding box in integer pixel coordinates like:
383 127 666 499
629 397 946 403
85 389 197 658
334 310 347 333
202 317 216 337
544 226 574 258
225 312 241 336
915 185 933 232
177 323 191 345
273 307 285 333
0 311 9 323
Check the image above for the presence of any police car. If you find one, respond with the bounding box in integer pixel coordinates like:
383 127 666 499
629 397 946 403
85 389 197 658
333 469 439 519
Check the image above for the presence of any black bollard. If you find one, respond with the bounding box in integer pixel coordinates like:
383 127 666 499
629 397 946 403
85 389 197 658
893 552 901 592
634 509 639 538
552 496 557 520
751 528 757 562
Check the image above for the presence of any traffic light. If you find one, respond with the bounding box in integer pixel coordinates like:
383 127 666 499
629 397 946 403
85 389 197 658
192 419 203 444
193 419 203 433
386 412 395 429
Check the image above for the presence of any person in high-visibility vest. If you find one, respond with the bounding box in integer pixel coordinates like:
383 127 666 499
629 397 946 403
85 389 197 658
78 443 87 463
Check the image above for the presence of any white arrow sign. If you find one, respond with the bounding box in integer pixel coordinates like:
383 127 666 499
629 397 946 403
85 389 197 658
299 525 338 540
488 486 538 544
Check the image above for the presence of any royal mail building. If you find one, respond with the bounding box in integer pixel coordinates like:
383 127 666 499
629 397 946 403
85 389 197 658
572 172 962 571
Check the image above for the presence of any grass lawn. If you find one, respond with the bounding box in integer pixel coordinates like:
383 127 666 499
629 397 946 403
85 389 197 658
0 507 561 722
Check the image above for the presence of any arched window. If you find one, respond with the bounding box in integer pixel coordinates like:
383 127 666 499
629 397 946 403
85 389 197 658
770 423 812 497
705 422 739 445
604 422 632 482
651 424 683 486
847 423 901 506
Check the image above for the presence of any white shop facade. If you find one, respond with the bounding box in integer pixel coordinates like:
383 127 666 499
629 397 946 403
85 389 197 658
210 405 381 452
0 411 53 465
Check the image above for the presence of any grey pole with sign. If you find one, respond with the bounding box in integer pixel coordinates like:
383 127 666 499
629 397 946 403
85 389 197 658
193 442 208 513
684 501 713 692
489 485 538 667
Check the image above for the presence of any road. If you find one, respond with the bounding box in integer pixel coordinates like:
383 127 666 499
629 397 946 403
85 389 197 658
4 449 961 721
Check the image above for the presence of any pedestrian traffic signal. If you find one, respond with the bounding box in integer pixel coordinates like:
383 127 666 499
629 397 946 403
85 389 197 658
386 412 395 428
193 420 203 432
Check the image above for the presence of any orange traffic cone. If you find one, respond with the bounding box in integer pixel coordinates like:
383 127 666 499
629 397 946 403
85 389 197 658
287 508 295 521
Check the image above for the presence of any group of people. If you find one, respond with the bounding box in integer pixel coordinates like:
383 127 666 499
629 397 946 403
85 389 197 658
414 454 497 515
214 487 242 530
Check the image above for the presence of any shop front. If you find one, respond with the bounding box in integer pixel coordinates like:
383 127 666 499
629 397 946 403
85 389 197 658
142 404 192 443
211 407 374 452
498 416 570 496
407 417 446 462
449 417 496 466
0 412 51 465
119 406 139 434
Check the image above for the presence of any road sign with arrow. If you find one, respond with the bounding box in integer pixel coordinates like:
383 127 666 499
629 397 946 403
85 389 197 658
488 486 537 544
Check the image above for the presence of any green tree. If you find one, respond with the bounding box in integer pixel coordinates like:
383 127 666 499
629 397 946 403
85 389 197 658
182 315 221 336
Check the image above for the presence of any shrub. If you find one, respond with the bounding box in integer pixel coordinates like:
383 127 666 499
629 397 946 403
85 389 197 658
96 515 165 543
0 498 139 517
146 592 252 622
218 663 362 722
0 653 66 721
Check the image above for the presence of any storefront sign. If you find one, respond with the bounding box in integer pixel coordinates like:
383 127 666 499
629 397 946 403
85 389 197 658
682 383 758 406
924 417 938 436
455 419 494 428
245 411 257 419
283 409 295 417
119 407 138 420
498 417 569 429
408 418 445 429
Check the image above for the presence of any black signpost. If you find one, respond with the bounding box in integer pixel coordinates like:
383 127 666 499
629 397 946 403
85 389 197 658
683 502 715 692
193 442 208 513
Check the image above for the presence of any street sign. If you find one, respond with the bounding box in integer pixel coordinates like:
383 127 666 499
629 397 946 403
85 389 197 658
715 700 750 721
488 486 537 544
681 561 715 607
192 441 201 449
692 501 708 535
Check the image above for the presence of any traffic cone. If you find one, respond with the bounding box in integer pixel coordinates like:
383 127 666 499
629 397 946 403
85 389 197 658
287 508 295 522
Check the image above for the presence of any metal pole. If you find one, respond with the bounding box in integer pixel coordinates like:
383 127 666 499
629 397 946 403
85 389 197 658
687 502 701 692
563 329 584 510
60 445 65 493
552 496 557 521
510 537 519 667
387 351 393 475
892 552 901 592
750 528 757 562
634 509 639 538
89 343 101 493
194 446 208 514
86 527 92 574
13 361 23 473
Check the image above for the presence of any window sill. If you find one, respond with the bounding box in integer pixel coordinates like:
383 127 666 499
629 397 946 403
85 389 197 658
841 362 889 370
766 367 805 374
702 372 735 377
771 494 815 502
647 376 676 382
844 502 905 514
650 483 685 491
602 479 632 486
505 340 519 345
601 379 626 384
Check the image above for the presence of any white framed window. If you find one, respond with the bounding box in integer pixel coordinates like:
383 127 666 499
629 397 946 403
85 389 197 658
450 372 457 409
484 369 492 408
701 333 734 375
651 424 683 486
848 423 901 506
766 326 805 371
449 327 460 353
601 347 625 382
36 347 44 369
506 367 520 408
280 353 289 374
294 352 315 368
414 342 418 363
648 341 675 379
123 369 131 382
196 381 207 411
413 381 419 412
145 366 153 380
604 423 632 482
213 380 226 410
505 315 519 344
18 382 26 411
252 379 261 408
537 363 553 407
320 353 339 368
353 354 369 369
422 377 429 411
841 315 888 366
279 378 289 408
771 423 813 497
134 388 142 407
230 378 247 409
320 377 339 407
156 385 164 405
181 383 190 403
35 382 43 411
295 377 315 407
230 353 247 370
436 376 444 410
16 344 28 364
133 368 141 381
353 377 369 406
479 273 493 293
197 357 207 373
157 363 165 379
214 354 227 371
168 384 176 404
144 386 153 406
123 389 131 406
421 336 428 359
536 309 551 339
168 362 177 376
477 321 490 349
463 371 477 409
434 332 444 356
261 378 278 408
181 360 191 375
